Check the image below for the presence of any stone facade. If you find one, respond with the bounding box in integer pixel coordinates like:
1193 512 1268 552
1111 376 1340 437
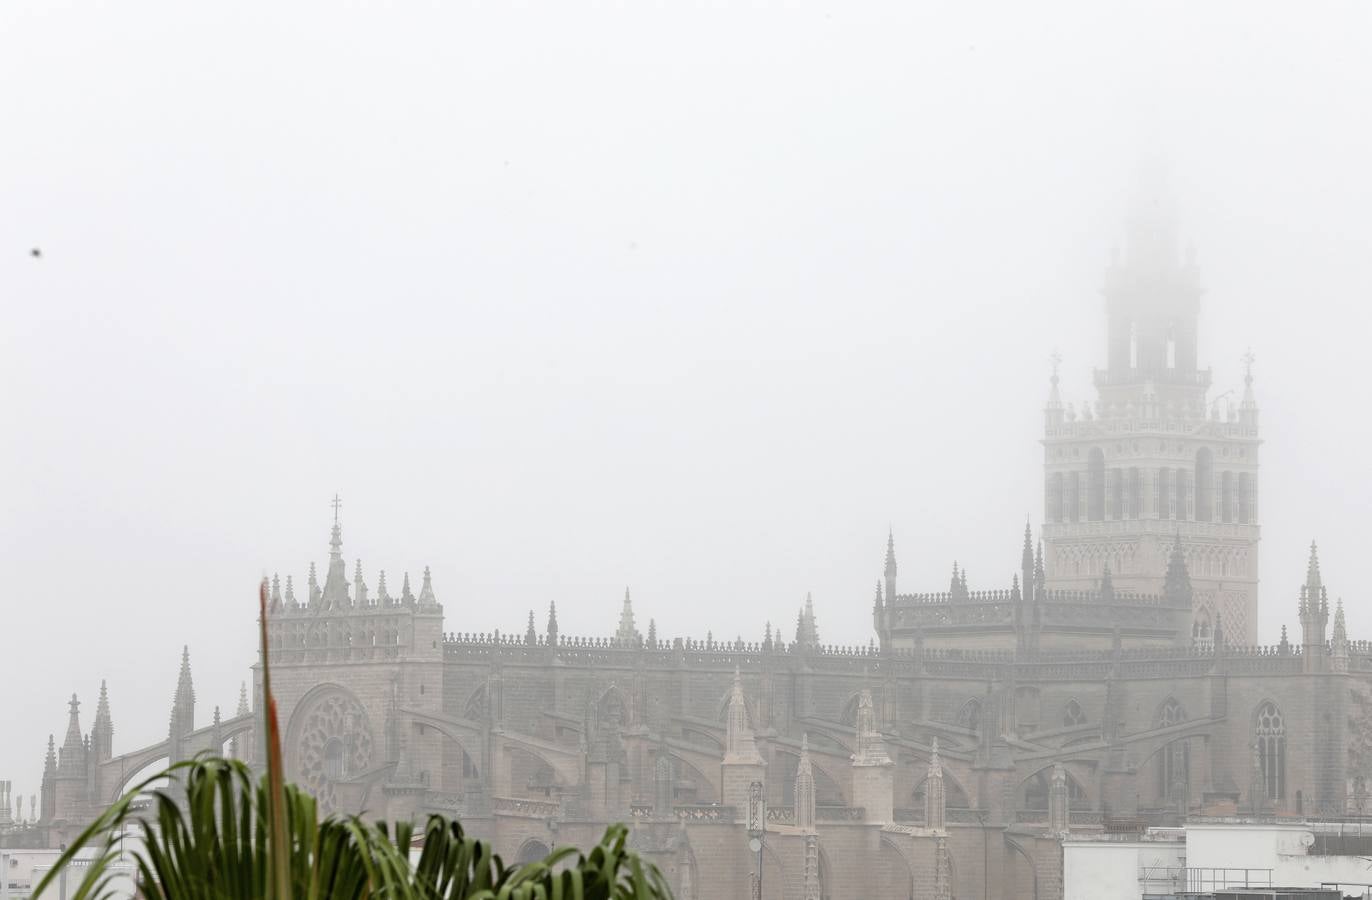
10 211 1368 900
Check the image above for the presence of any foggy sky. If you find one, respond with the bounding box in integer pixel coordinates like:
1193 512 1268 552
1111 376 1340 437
2 2 1370 794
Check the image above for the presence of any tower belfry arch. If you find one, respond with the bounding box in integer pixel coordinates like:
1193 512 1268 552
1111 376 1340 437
1040 184 1261 644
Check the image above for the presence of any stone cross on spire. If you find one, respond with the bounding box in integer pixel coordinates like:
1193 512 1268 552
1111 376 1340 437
331 493 343 524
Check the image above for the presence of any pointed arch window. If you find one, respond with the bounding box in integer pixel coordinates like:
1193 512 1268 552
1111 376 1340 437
1049 473 1064 523
1195 449 1214 522
1087 448 1105 521
1256 701 1285 800
1158 699 1188 800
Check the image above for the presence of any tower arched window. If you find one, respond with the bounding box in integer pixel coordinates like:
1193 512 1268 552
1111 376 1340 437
1238 472 1252 524
957 698 981 735
1109 468 1123 521
1195 449 1214 522
1158 468 1172 519
1158 699 1188 800
1049 473 1064 523
1068 472 1080 523
1175 468 1189 521
1221 471 1234 523
1087 449 1105 521
1256 701 1285 801
1129 467 1141 519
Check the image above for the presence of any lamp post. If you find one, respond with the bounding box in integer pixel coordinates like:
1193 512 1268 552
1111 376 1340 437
747 780 765 900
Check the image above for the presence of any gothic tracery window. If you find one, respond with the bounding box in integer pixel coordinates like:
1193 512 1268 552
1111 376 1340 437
1256 701 1285 801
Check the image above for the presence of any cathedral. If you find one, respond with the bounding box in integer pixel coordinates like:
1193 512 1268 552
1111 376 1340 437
9 206 1367 900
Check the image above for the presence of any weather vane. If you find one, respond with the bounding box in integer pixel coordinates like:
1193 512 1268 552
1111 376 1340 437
1241 348 1255 384
331 493 343 524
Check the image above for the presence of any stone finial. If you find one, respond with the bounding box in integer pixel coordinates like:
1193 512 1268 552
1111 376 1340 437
400 572 415 603
546 600 559 644
615 587 637 646
236 682 250 717
375 570 390 605
418 566 437 605
284 574 297 607
853 688 892 766
1049 762 1070 835
1306 541 1322 593
525 610 537 645
353 560 369 607
647 618 657 648
724 667 763 765
925 736 946 830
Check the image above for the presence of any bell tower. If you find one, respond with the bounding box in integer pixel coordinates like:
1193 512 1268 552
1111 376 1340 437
1041 174 1261 645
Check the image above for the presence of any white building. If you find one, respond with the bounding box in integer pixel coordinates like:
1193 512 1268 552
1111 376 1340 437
1065 819 1372 900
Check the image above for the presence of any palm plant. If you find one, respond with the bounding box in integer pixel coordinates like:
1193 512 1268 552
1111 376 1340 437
35 582 673 900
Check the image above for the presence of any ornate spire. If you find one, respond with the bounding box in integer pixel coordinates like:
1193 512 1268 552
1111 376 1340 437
1306 541 1322 595
853 689 892 766
873 579 884 613
170 645 195 738
236 682 250 717
949 561 960 594
1049 762 1070 835
418 566 437 606
796 593 819 648
270 573 283 611
58 694 84 775
647 618 657 648
884 529 897 579
400 572 415 603
1047 350 1063 408
43 734 56 778
615 587 637 646
307 562 321 607
375 570 391 605
925 736 945 830
94 680 111 728
724 667 763 764
1334 598 1348 644
91 679 113 762
1034 539 1046 592
284 574 297 607
321 507 350 608
795 733 816 833
546 600 559 644
353 560 369 607
1022 519 1034 574
1241 348 1258 409
1164 537 1192 607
